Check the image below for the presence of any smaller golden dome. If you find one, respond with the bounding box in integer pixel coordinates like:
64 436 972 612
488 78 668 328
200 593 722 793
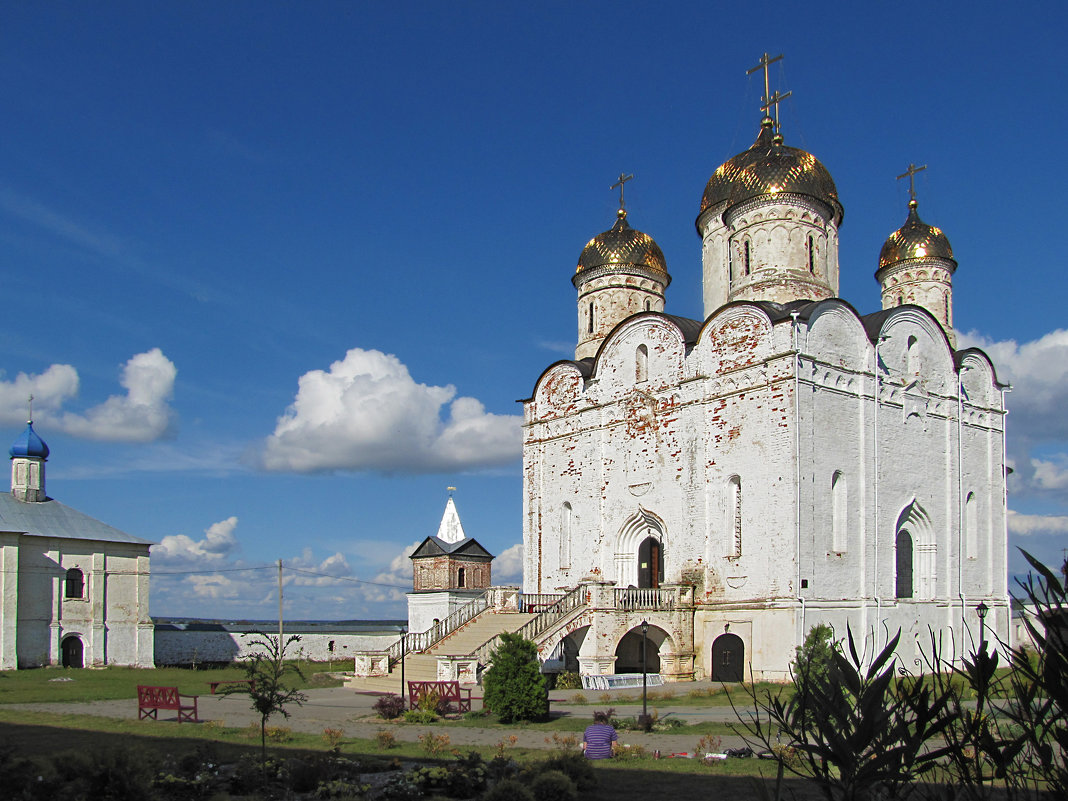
575 208 668 280
878 200 955 270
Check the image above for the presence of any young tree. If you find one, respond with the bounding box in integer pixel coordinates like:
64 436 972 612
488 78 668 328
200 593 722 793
223 632 309 765
482 633 548 723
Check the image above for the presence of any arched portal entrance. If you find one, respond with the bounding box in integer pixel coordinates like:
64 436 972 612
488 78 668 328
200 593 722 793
711 633 743 682
637 536 663 589
614 625 664 674
61 636 84 669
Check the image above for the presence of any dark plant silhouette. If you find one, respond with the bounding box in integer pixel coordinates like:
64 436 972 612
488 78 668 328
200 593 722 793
732 626 955 801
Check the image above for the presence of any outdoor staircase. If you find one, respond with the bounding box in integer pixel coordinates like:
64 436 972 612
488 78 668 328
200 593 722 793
343 609 536 693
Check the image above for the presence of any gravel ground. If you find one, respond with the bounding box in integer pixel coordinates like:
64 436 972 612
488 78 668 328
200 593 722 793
6 685 758 754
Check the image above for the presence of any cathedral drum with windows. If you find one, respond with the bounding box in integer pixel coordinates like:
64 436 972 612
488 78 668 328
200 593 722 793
521 69 1008 681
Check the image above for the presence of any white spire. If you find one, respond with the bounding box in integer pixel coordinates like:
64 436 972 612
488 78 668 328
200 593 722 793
436 495 467 544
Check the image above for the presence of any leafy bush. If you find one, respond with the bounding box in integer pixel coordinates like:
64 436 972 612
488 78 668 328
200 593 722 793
530 752 596 792
376 729 398 749
410 751 488 798
554 671 582 690
482 778 535 801
482 633 548 723
529 769 577 801
373 693 406 719
403 708 438 724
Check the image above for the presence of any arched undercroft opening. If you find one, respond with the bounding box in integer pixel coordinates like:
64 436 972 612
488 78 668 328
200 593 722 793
711 633 744 682
614 624 668 674
61 635 84 668
557 627 588 674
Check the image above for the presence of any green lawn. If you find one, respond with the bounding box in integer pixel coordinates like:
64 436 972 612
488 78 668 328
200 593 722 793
0 662 341 704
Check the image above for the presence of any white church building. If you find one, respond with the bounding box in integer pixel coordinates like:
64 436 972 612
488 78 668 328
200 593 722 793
521 69 1009 681
0 420 154 669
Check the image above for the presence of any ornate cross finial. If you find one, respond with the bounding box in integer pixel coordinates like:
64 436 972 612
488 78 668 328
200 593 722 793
762 89 792 132
897 163 927 203
747 52 784 119
610 172 634 210
447 486 456 496
27 394 33 424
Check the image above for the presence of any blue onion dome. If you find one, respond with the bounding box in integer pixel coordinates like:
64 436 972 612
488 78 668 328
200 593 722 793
878 199 956 271
10 421 49 459
574 208 669 286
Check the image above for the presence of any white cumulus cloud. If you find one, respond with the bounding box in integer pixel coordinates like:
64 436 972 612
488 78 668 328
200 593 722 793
153 516 240 564
257 348 521 473
494 543 523 582
0 364 80 424
959 329 1068 442
58 348 177 441
1007 510 1068 536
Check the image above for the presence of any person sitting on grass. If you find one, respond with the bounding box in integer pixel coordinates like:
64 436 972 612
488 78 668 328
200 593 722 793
582 710 618 759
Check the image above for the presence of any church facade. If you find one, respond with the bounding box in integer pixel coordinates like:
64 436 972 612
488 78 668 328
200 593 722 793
0 421 154 669
522 76 1008 681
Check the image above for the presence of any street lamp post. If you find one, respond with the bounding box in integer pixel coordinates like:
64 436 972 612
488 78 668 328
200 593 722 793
641 620 649 724
399 625 408 709
976 601 989 646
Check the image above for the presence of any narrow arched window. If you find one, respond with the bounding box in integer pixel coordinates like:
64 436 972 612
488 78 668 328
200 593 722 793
895 530 913 598
727 476 742 557
743 240 751 276
457 567 466 588
965 492 977 559
588 302 594 334
65 568 84 599
728 244 734 285
944 292 951 325
645 300 651 311
636 344 649 383
560 502 572 568
831 471 847 552
907 335 919 375
808 235 815 273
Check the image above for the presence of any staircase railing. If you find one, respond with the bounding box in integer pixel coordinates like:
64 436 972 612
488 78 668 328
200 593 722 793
387 589 490 667
613 586 679 611
472 586 586 665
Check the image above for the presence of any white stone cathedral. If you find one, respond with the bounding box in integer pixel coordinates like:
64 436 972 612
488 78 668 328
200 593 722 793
521 69 1009 681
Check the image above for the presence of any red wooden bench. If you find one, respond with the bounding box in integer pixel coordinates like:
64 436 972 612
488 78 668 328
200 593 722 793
407 680 473 714
137 685 199 723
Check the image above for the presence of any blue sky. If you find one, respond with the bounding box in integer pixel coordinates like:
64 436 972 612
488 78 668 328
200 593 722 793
2 1 1065 620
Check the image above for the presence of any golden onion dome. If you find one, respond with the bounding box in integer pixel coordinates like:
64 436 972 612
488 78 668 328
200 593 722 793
574 208 668 284
698 119 842 227
878 200 956 271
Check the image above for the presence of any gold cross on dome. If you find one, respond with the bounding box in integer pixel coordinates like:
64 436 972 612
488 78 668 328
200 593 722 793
762 89 792 132
611 172 634 209
897 163 927 202
747 52 784 119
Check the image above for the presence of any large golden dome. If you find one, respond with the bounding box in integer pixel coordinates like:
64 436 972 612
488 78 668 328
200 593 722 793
575 209 668 282
698 119 842 224
878 200 955 270
699 119 777 214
